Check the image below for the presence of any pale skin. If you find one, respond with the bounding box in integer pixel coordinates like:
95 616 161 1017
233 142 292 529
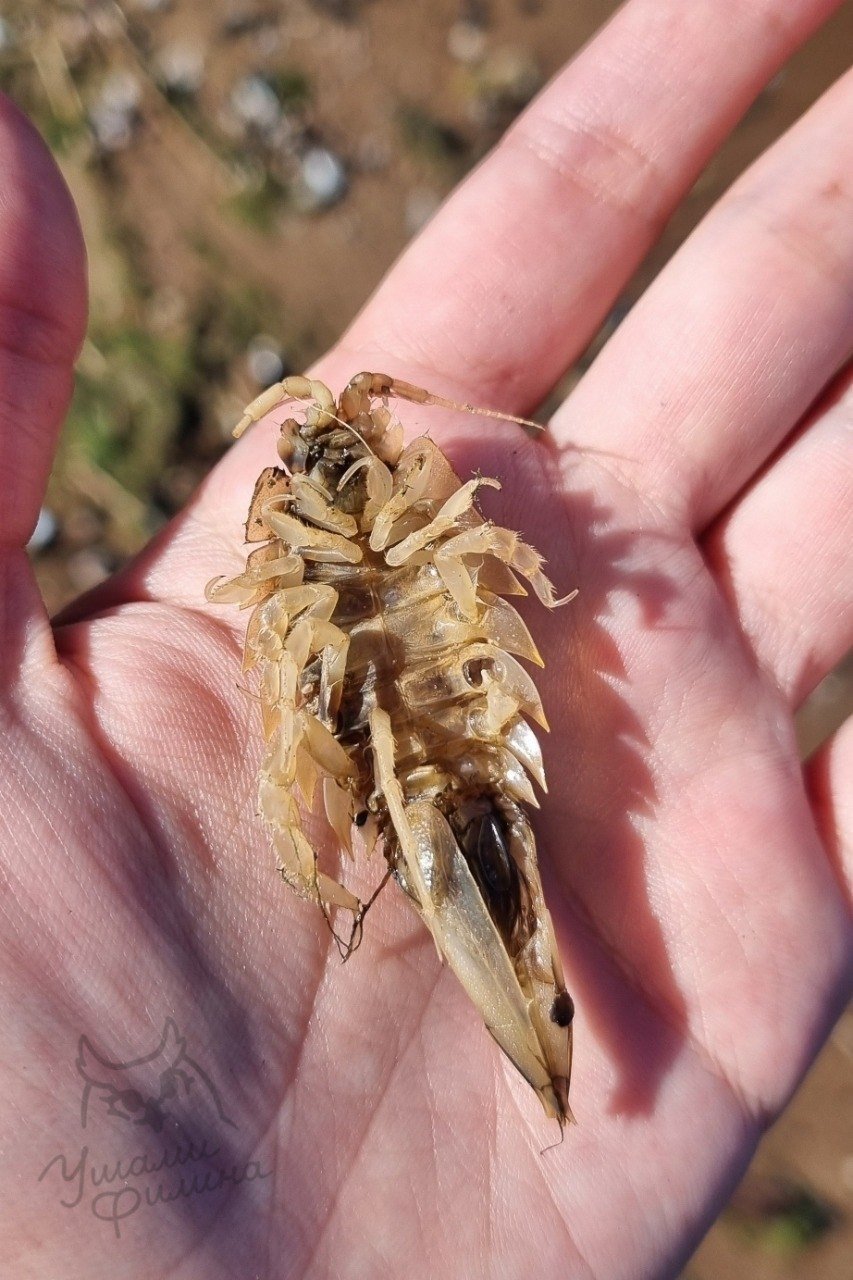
1 0 852 1274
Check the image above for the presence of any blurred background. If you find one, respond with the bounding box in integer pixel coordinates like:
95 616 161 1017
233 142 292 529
1 1 850 1273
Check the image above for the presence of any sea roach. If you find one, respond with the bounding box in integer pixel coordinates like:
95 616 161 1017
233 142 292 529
207 371 576 1126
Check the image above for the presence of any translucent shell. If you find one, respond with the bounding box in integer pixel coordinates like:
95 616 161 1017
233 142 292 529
207 372 576 1127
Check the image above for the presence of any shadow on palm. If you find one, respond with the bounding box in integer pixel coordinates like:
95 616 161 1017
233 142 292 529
439 419 688 1119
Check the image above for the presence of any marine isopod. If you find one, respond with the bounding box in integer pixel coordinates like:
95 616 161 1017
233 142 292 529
207 371 576 1126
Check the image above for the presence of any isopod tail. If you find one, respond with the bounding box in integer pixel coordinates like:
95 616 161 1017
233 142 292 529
400 801 574 1127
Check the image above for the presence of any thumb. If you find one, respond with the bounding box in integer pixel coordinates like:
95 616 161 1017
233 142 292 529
0 94 87 551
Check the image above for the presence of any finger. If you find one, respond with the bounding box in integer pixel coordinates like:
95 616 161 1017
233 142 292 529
552 69 853 530
805 715 853 900
339 0 845 408
704 365 853 707
0 95 87 549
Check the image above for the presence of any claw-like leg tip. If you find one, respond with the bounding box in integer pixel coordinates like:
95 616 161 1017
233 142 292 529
552 588 578 608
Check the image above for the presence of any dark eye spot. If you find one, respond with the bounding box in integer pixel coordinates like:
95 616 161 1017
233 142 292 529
119 1088 143 1112
550 992 574 1028
354 810 368 827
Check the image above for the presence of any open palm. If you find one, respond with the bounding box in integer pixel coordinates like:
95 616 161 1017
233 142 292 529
3 2 851 1277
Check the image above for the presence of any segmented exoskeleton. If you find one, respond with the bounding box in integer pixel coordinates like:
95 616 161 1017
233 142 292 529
207 372 576 1126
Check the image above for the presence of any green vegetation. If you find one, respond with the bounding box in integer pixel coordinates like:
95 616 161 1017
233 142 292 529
225 171 289 232
397 102 468 167
724 1179 836 1256
60 278 283 510
63 327 194 499
265 68 312 110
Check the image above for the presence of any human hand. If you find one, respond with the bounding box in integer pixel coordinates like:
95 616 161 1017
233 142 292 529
2 1 851 1276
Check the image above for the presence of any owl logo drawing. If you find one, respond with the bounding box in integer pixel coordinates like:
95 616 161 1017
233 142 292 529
75 1019 236 1133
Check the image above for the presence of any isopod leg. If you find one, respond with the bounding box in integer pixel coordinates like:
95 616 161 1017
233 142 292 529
432 544 480 622
368 444 434 551
368 707 435 921
284 616 350 727
263 775 380 961
435 524 576 614
256 585 350 725
260 658 366 956
289 474 359 538
234 376 336 438
383 477 501 568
